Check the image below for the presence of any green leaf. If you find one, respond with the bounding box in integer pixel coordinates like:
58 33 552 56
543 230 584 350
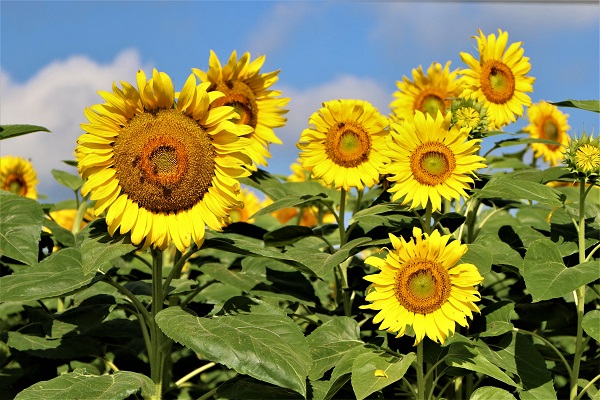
474 175 565 206
240 169 290 200
0 124 50 140
523 238 599 302
200 262 266 292
51 169 83 191
2 331 101 359
217 376 303 399
472 233 523 270
264 225 315 247
0 191 44 266
478 301 515 337
14 370 155 400
321 237 373 275
551 99 600 113
155 301 312 397
460 243 492 276
470 386 517 400
43 219 76 248
307 317 364 380
252 193 329 218
324 345 373 400
0 248 96 302
583 310 600 342
351 350 416 400
76 219 138 274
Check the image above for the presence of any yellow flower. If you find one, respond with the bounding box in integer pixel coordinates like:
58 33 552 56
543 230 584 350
76 69 253 252
287 159 309 182
0 155 38 199
386 111 486 212
390 61 464 124
193 50 289 167
297 99 391 191
524 101 570 166
362 227 483 345
50 208 96 232
460 29 535 129
229 188 262 223
575 144 600 175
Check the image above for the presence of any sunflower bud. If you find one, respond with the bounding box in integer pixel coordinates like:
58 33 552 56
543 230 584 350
449 97 489 139
564 132 600 181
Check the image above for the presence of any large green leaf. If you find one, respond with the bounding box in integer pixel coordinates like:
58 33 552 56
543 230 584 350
217 376 303 399
470 386 517 400
478 301 515 337
2 331 100 359
76 219 138 274
460 243 492 276
523 238 599 302
240 168 289 200
472 233 523 270
582 310 600 342
0 248 96 302
0 191 44 266
14 369 154 400
0 124 50 140
351 350 416 400
551 99 600 113
263 225 315 247
252 193 329 218
155 299 312 397
323 345 374 400
474 175 565 206
306 317 364 380
51 169 83 191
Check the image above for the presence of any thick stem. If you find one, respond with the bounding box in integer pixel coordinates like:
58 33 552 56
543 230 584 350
570 177 589 400
336 188 352 316
415 341 426 400
151 249 166 400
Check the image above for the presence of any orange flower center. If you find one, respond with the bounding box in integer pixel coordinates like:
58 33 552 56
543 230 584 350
3 174 27 196
480 60 515 104
325 121 371 168
410 142 456 186
212 80 257 128
394 258 451 314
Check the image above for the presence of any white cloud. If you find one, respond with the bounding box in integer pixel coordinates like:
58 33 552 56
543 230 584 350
0 49 149 201
267 75 391 175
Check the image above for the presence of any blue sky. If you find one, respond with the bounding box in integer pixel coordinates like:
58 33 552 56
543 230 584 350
1 1 599 202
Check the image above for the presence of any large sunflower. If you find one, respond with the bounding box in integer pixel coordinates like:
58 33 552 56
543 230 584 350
460 29 535 130
386 111 486 212
524 101 570 166
297 99 391 191
76 69 253 252
0 155 38 199
390 61 464 124
193 50 289 167
361 227 483 345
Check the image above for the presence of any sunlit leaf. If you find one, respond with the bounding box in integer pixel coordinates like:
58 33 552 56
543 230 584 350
460 243 492 276
0 124 50 140
582 310 600 342
263 225 315 247
217 375 303 399
155 299 311 397
2 331 101 359
51 169 83 191
551 99 600 113
0 191 44 266
523 238 599 302
351 350 415 400
471 386 517 400
14 369 155 400
477 300 515 337
474 175 565 206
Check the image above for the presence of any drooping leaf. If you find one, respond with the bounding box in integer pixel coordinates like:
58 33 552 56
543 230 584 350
351 350 416 400
550 99 600 113
307 317 364 380
0 124 50 140
252 193 329 218
2 331 101 359
155 299 312 397
477 300 515 337
470 386 517 400
523 238 599 302
263 225 315 247
582 310 600 342
323 345 373 400
0 248 96 301
472 233 523 270
460 243 493 276
217 375 303 399
14 369 155 400
474 175 565 206
0 191 44 266
51 169 83 191
321 237 373 275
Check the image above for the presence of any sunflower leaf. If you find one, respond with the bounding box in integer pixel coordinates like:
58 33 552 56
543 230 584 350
263 225 315 247
0 191 44 266
473 174 565 206
471 386 517 400
0 124 50 140
582 310 600 343
51 169 84 191
550 99 600 113
351 350 416 400
155 301 311 397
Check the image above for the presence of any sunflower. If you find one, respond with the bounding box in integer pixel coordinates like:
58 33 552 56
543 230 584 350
76 69 254 252
390 61 464 124
0 155 38 199
193 50 289 167
524 101 570 166
450 97 489 138
385 111 486 212
229 188 262 223
361 227 483 345
297 99 391 191
564 133 600 178
460 29 535 129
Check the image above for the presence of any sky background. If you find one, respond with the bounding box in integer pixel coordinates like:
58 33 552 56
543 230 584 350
1 0 599 202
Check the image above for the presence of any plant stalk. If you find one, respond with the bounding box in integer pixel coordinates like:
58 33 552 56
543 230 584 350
151 249 166 400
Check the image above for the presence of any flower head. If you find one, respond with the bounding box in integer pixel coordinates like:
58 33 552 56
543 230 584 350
385 111 486 212
524 101 571 166
193 50 289 167
564 132 600 179
450 97 489 138
76 69 253 252
0 155 38 199
297 99 391 191
391 61 464 124
361 227 483 345
460 29 535 129
229 188 262 223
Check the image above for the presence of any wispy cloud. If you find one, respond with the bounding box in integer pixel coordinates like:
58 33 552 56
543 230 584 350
0 49 149 201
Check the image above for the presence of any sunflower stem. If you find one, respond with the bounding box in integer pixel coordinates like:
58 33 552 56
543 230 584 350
336 188 352 317
415 341 426 400
570 177 589 400
424 200 433 235
150 248 166 400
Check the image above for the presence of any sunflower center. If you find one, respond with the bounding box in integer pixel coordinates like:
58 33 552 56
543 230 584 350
480 60 515 104
4 174 27 196
394 258 451 314
212 80 257 127
541 119 561 151
576 144 600 173
113 109 216 213
416 93 446 117
410 142 456 186
325 121 371 168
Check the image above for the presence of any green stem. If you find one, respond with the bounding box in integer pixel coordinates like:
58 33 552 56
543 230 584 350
415 341 426 400
174 362 216 388
151 249 166 400
570 177 589 400
71 198 89 235
576 373 600 400
162 244 197 301
336 188 352 317
424 201 433 235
